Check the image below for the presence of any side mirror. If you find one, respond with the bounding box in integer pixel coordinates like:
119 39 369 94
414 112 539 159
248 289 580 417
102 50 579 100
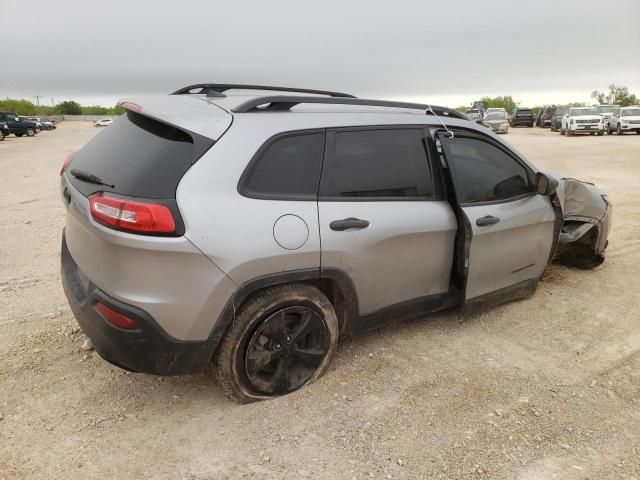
535 172 558 196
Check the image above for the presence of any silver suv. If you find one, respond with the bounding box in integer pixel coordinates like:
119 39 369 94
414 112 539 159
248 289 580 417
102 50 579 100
60 84 612 403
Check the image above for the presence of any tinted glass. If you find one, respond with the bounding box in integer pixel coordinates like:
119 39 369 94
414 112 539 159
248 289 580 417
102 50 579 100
320 129 432 199
68 111 213 199
571 108 598 116
516 110 533 117
622 108 640 116
441 137 531 203
242 133 324 198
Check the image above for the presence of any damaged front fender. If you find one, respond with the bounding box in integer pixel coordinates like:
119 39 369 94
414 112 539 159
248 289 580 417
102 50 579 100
552 177 612 269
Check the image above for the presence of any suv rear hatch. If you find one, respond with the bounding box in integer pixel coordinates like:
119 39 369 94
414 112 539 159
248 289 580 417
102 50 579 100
60 96 236 343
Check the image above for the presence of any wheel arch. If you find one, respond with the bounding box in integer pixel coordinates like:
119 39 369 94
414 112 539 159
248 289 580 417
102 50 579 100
206 268 358 359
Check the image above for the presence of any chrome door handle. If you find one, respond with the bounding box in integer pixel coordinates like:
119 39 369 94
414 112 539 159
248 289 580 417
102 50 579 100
476 215 500 226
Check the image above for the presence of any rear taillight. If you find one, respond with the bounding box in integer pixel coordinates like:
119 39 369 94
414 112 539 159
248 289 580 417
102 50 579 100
60 153 73 175
95 301 138 330
89 193 176 235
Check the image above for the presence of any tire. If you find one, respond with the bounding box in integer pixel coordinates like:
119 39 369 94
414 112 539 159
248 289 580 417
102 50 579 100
607 124 613 135
566 127 572 136
25 127 35 137
597 131 604 136
0 130 4 141
213 283 339 403
35 127 41 134
617 124 623 135
15 133 23 137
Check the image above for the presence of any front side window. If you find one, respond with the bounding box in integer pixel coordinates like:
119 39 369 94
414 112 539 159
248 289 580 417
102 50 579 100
441 136 532 204
319 129 433 199
241 132 324 199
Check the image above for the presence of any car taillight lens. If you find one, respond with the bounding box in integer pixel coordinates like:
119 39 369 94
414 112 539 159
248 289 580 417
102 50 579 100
60 153 73 175
95 301 138 330
89 193 176 234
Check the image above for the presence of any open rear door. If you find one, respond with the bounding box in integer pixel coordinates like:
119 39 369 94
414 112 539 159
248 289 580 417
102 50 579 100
434 130 556 311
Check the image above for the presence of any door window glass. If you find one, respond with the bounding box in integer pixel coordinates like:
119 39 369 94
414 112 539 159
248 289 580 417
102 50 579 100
320 129 432 199
441 137 531 203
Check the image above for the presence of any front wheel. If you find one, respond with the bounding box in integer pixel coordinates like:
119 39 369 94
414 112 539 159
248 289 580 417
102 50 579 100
15 133 23 137
617 124 623 135
213 283 339 403
566 127 573 136
25 127 35 137
0 130 4 141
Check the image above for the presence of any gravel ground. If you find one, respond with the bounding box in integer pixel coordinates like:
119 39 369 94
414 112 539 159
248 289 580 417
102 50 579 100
1 122 639 480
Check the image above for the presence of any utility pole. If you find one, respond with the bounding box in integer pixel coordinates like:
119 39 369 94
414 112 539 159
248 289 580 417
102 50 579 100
33 95 43 108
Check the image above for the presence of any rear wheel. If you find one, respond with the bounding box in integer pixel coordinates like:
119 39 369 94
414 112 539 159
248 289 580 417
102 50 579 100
15 133 23 137
0 130 4 141
213 283 339 403
25 127 35 137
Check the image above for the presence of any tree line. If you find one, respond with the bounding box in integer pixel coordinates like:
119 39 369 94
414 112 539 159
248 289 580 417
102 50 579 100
0 98 125 116
456 84 638 114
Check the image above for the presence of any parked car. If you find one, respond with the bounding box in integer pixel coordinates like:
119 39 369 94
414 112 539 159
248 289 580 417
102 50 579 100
509 108 535 127
0 121 9 141
536 107 557 127
550 107 567 132
482 110 509 133
607 106 640 135
561 107 604 136
60 84 612 403
31 117 56 130
0 112 40 137
464 108 483 124
94 118 113 127
596 104 620 130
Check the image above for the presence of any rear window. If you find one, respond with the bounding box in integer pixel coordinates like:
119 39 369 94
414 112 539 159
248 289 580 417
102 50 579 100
239 132 324 199
516 110 533 116
67 111 214 199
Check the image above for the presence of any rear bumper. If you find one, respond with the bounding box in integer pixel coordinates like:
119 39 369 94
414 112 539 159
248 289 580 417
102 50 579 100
61 233 213 375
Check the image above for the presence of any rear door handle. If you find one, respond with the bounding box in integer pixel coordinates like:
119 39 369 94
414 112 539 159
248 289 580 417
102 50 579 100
476 215 501 227
330 218 370 231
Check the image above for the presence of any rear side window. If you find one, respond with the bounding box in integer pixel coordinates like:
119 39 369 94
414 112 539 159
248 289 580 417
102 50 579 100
240 132 324 200
319 129 433 199
441 136 532 204
68 111 213 199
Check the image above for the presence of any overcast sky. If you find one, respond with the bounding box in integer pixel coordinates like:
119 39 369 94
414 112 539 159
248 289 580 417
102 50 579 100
1 0 638 108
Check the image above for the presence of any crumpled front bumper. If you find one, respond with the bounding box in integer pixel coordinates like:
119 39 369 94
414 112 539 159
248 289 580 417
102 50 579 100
553 178 612 268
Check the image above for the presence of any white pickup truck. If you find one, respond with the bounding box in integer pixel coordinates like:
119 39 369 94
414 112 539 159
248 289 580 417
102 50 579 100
607 106 640 135
561 107 604 136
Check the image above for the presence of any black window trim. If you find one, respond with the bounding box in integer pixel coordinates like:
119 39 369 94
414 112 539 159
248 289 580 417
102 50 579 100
318 124 444 202
433 127 537 207
237 128 326 201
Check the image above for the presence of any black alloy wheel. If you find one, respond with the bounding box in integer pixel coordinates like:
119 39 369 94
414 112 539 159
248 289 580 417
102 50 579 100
244 306 328 395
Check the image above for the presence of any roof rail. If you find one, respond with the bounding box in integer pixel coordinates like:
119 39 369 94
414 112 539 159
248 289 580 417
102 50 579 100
171 83 356 98
231 95 467 119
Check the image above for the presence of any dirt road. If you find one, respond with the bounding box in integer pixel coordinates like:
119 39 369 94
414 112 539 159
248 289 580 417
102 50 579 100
1 123 639 479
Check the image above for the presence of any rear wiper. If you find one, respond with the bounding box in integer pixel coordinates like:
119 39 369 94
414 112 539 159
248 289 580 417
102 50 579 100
69 169 115 188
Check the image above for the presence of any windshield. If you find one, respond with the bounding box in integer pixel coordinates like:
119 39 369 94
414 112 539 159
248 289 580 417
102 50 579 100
597 105 619 113
571 108 598 116
485 113 506 121
622 108 640 117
